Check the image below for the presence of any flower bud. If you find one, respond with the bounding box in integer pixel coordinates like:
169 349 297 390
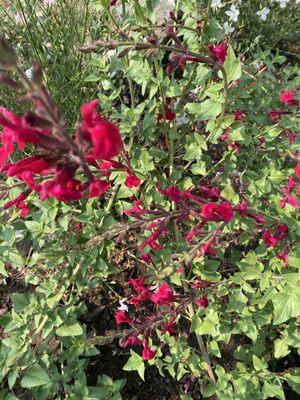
32 64 43 88
0 72 23 90
0 36 18 70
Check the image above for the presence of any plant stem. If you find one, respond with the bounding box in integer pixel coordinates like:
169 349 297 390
181 274 218 387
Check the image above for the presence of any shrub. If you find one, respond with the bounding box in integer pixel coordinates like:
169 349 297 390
0 1 299 399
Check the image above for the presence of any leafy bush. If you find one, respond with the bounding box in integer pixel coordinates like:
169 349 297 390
0 1 299 399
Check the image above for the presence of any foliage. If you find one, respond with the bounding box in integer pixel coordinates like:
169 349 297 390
0 1 299 399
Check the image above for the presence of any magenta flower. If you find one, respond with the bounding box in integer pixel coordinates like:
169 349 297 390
115 311 133 325
201 202 234 223
142 337 156 361
280 90 300 106
150 283 175 306
208 42 228 64
195 294 209 308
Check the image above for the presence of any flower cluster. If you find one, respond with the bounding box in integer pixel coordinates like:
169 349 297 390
115 277 209 361
0 96 140 215
124 182 267 263
280 163 300 209
165 39 228 75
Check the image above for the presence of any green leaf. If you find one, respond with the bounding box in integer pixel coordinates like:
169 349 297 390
274 339 290 359
223 45 242 83
221 181 239 204
0 260 8 277
56 321 83 337
123 350 145 381
252 355 267 371
272 285 300 325
288 252 300 268
185 99 222 121
21 364 50 388
285 369 300 395
183 142 202 161
262 381 285 400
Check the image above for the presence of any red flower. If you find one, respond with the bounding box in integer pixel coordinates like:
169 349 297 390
295 164 300 180
129 277 146 291
195 294 209 308
280 90 300 106
276 224 288 238
3 192 29 217
263 230 281 248
161 318 176 335
1 156 50 177
125 173 141 188
277 250 289 267
0 107 42 164
208 42 227 64
201 202 233 223
115 310 133 325
81 100 123 160
122 335 142 348
268 110 289 122
233 110 244 120
40 168 82 201
247 213 265 224
192 276 212 290
142 337 156 361
140 252 152 263
158 185 183 203
88 179 110 198
150 283 175 306
201 237 217 255
287 176 297 191
284 129 296 143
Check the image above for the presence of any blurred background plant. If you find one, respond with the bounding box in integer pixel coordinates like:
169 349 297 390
203 0 300 56
0 0 97 125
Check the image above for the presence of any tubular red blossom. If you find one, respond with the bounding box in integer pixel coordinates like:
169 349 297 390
201 236 217 255
161 318 176 335
247 213 265 224
121 335 143 348
233 110 244 120
1 156 50 177
140 252 152 263
208 42 227 64
201 202 233 223
87 179 110 198
280 90 300 106
287 176 297 191
263 230 281 248
142 337 156 361
40 168 83 202
268 110 289 122
192 276 212 290
295 164 300 180
158 185 183 203
81 99 123 160
129 277 146 292
150 283 175 306
276 224 288 238
140 222 167 250
124 200 147 216
284 129 296 143
278 250 289 267
3 192 30 217
90 121 122 160
239 200 247 217
115 311 133 325
195 294 209 308
125 173 141 188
